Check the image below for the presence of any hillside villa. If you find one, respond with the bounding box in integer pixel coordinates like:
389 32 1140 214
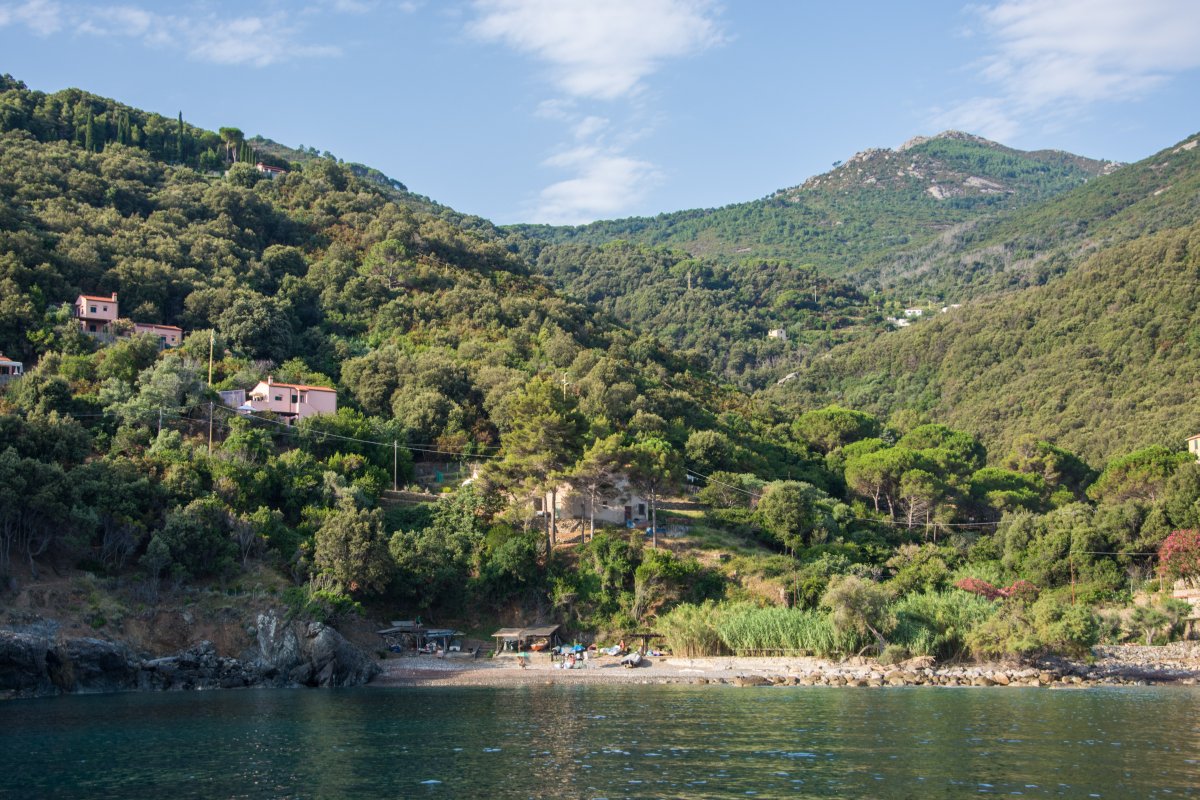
239 376 337 423
1188 433 1200 462
255 162 287 178
75 292 119 336
0 353 23 384
74 293 182 348
538 477 650 528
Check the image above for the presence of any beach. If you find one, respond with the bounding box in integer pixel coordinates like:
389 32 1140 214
370 643 1200 688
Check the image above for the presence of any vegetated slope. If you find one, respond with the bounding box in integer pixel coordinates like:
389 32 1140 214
511 132 1113 390
510 131 1113 276
768 207 1200 463
519 239 879 390
0 83 743 459
870 132 1200 302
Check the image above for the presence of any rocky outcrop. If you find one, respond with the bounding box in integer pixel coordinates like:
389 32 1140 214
250 612 378 688
0 612 379 699
0 630 55 696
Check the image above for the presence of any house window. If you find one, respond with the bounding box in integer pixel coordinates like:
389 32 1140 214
638 503 646 516
102 306 108 312
89 324 97 332
0 367 7 375
274 395 283 402
291 395 298 403
89 306 97 313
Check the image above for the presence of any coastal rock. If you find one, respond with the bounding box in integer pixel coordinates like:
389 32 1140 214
249 612 378 688
305 623 378 688
0 630 53 696
732 675 771 687
0 610 378 698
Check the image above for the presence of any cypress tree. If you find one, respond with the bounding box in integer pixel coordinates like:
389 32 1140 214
176 111 184 163
84 109 95 152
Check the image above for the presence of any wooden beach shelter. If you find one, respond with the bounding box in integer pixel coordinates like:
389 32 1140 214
490 624 562 653
377 620 464 652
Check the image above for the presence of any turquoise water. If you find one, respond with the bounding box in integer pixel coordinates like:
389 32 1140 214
1 685 1198 798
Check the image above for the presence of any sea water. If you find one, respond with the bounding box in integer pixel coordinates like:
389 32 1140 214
1 685 1198 798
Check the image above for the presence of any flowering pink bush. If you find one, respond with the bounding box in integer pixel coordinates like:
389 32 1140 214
999 579 1040 602
955 577 1040 602
954 577 1004 601
1159 529 1200 586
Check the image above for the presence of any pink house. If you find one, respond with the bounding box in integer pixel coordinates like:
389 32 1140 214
75 293 119 335
133 322 183 348
247 377 336 422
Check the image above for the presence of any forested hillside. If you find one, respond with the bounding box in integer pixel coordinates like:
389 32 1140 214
4 77 1200 666
763 131 1200 463
517 239 879 389
511 131 1113 275
512 132 1117 389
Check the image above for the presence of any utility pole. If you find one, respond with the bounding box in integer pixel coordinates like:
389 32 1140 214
157 407 162 437
393 440 398 492
208 330 214 387
208 401 214 455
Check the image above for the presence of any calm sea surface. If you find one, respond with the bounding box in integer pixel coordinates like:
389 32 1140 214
1 685 1198 799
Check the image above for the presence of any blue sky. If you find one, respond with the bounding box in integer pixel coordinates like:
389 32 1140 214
2 0 1198 224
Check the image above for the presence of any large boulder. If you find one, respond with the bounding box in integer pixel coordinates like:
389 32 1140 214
0 630 54 697
305 622 378 687
249 611 378 688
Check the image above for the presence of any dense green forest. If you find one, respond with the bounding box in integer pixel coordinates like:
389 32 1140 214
511 132 1118 389
3 77 1200 663
516 239 881 389
764 138 1200 464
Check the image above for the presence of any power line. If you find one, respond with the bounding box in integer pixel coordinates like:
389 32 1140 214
212 404 502 459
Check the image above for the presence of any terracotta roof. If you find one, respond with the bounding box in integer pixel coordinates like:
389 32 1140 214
1188 434 1200 441
0 353 16 363
261 379 335 392
134 323 183 331
78 293 117 302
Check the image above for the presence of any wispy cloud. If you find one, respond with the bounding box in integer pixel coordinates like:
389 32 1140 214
188 16 341 67
936 0 1200 141
0 1 342 67
470 0 722 100
470 0 723 222
535 147 662 225
0 0 64 35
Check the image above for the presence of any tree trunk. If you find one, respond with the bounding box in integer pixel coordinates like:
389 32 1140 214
548 486 558 549
650 489 658 548
588 488 596 543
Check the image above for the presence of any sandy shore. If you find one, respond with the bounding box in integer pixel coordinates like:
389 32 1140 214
369 645 1200 689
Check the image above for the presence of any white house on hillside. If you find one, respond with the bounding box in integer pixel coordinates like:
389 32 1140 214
539 477 650 528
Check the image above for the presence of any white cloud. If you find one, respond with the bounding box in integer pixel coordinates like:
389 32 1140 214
189 16 341 67
75 5 153 37
469 0 723 100
571 115 608 141
472 1 723 222
0 0 64 35
1 2 341 67
938 0 1200 139
534 146 662 224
